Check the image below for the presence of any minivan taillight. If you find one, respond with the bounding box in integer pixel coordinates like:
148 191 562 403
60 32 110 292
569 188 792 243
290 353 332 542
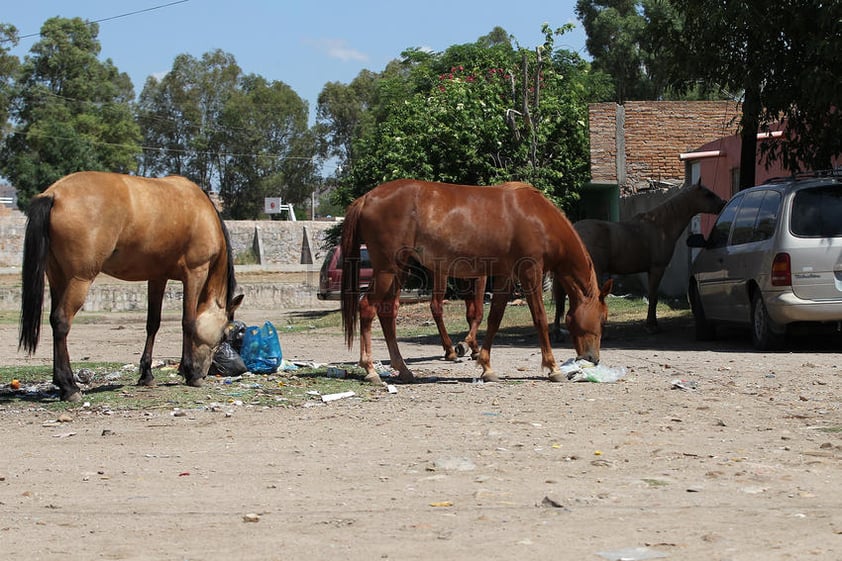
771 253 791 286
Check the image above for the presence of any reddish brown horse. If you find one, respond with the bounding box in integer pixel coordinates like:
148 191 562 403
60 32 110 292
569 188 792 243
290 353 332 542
341 179 612 384
553 181 725 335
19 171 243 402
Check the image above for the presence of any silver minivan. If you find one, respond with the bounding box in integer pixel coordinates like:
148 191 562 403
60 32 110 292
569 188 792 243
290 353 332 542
686 172 842 349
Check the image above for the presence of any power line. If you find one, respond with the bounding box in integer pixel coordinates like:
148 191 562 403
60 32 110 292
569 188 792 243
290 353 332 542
13 1 190 41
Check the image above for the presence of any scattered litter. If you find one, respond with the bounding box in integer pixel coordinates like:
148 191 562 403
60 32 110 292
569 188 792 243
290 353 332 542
326 367 347 379
52 432 76 438
540 495 567 509
243 513 261 523
386 384 397 394
433 457 476 471
74 369 94 384
278 359 299 372
671 379 698 391
321 391 355 403
596 546 669 560
293 361 324 369
429 501 453 508
563 358 627 383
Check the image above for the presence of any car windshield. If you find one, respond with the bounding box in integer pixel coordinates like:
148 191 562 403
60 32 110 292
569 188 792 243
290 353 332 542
790 186 842 237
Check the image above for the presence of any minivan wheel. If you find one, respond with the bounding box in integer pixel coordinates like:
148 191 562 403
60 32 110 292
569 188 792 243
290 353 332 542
751 291 784 351
689 284 716 341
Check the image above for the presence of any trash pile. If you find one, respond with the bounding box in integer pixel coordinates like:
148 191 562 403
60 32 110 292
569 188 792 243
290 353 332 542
211 320 292 376
560 357 627 383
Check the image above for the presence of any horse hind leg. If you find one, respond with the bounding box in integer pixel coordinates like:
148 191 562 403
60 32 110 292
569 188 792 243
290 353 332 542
476 278 513 382
430 273 458 361
551 275 568 342
459 276 485 360
49 276 93 402
137 279 167 386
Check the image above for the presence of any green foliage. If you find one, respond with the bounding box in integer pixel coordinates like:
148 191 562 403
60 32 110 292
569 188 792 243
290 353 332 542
332 25 592 210
0 24 20 131
137 53 318 218
651 0 842 180
0 17 141 208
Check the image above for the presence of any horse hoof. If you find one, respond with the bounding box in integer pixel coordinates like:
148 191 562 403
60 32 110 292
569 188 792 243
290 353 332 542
63 391 83 402
186 377 204 388
645 324 661 334
548 372 565 383
444 351 458 362
470 352 479 361
455 342 470 358
137 377 156 387
364 372 385 385
482 371 500 383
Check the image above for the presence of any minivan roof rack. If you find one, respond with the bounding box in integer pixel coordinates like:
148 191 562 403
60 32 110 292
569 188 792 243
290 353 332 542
762 168 842 185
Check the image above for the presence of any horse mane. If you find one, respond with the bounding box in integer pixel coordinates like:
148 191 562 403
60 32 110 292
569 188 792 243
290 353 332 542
207 193 237 306
637 183 695 224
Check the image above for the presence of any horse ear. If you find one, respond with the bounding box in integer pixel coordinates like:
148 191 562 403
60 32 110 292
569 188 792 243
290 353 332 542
599 279 613 300
228 293 244 318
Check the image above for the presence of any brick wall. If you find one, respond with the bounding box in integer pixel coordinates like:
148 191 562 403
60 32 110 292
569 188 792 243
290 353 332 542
589 101 741 193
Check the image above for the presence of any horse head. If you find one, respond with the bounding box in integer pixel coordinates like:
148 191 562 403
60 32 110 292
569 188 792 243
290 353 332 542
194 293 244 377
690 180 727 215
565 279 612 364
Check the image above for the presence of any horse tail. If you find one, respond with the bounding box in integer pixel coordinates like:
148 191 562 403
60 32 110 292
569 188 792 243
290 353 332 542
19 196 54 354
341 197 365 348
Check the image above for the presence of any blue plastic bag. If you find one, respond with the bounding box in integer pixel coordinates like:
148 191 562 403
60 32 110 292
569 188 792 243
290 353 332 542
240 321 282 373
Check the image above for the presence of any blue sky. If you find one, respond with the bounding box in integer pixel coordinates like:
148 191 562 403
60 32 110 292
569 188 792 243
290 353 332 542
5 0 588 126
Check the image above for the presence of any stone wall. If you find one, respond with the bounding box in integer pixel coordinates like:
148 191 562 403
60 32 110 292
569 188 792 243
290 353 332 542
0 213 338 270
0 215 339 312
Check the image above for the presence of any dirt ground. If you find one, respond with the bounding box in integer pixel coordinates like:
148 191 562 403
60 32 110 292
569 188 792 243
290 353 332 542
1 289 841 561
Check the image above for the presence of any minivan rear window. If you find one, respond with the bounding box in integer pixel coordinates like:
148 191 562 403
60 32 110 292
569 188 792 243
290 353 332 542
790 186 842 237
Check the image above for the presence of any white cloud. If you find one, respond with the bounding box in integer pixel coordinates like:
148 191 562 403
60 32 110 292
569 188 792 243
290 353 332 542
305 38 368 63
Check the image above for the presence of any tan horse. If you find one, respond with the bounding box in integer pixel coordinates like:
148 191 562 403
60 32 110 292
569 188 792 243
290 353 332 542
341 179 612 385
553 181 725 335
19 171 243 402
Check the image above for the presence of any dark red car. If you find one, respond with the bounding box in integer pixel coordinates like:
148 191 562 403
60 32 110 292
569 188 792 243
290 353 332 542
317 245 373 300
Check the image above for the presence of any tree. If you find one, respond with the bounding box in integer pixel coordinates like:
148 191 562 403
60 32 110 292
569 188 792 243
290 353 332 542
576 0 651 102
217 75 317 218
334 25 594 210
0 24 20 137
137 50 240 189
138 50 318 218
0 17 140 207
314 70 379 180
654 0 842 187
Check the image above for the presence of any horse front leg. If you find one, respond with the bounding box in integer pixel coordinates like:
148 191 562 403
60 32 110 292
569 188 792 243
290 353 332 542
178 275 203 387
645 267 666 334
49 277 92 402
520 268 559 381
137 279 167 387
476 279 512 382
